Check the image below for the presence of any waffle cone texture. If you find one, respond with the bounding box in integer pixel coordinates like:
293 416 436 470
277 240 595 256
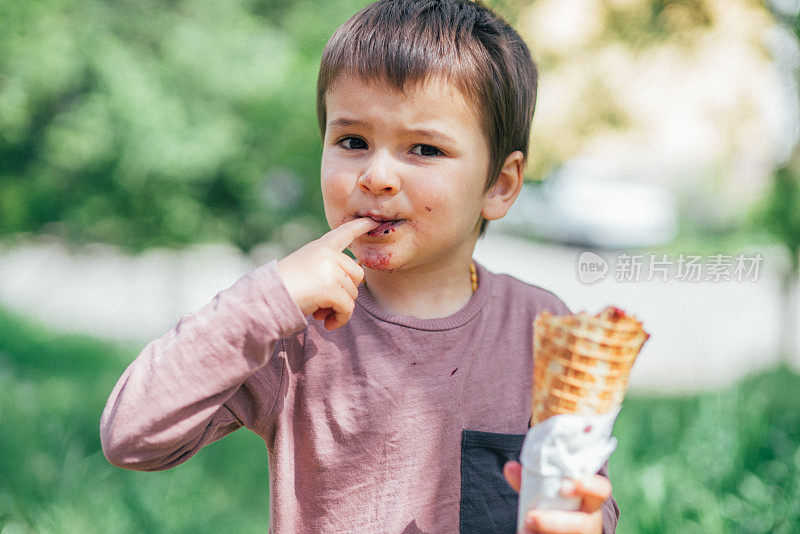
531 307 649 426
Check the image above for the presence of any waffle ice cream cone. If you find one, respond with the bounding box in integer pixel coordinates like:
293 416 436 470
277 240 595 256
530 307 649 426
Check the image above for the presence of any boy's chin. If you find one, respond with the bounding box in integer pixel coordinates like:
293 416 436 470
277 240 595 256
354 245 398 272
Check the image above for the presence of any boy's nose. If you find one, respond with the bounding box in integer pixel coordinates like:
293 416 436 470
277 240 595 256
358 153 401 195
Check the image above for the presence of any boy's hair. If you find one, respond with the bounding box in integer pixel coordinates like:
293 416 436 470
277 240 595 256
316 0 538 233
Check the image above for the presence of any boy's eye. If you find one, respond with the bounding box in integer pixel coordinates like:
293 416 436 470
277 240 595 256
339 137 367 150
411 144 443 157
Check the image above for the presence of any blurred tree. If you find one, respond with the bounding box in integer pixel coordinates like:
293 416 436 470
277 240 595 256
1 0 789 253
0 0 371 252
755 8 800 364
0 0 528 252
518 0 789 233
757 160 800 363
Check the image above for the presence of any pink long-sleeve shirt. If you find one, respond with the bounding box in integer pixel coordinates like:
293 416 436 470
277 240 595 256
100 260 619 533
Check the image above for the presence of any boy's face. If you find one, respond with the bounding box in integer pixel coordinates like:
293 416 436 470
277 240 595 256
320 74 491 272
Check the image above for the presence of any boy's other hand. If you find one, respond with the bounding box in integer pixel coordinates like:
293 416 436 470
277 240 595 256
503 461 609 534
277 218 379 330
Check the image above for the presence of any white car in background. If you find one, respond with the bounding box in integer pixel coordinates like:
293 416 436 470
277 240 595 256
498 159 679 249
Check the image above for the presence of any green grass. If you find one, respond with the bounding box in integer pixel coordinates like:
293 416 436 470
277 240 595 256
0 308 268 534
613 370 800 533
1 306 798 533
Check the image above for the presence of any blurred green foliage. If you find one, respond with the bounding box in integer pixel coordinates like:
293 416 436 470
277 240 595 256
1 0 794 252
0 305 269 532
755 160 800 274
614 372 800 533
1 305 799 533
755 8 800 276
0 0 377 252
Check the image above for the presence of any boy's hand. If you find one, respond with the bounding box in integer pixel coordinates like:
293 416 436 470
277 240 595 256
277 218 379 330
503 461 610 534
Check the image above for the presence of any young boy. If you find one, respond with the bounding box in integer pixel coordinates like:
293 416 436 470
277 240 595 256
100 1 619 532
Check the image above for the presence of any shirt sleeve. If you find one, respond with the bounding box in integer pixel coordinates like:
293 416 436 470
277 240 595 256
99 260 307 471
550 293 571 316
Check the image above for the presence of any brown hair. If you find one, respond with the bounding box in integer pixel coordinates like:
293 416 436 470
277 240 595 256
316 0 538 232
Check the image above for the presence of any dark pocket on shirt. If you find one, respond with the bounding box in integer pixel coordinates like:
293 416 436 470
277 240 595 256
459 429 525 534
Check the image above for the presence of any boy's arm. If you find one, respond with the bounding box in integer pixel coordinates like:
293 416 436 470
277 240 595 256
100 218 378 471
100 260 307 471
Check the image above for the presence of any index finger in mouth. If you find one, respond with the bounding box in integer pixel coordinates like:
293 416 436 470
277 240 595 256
322 217 380 251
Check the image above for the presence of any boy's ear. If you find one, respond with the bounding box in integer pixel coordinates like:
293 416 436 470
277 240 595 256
481 150 525 221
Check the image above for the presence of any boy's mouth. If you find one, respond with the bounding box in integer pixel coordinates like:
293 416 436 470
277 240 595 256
367 220 402 236
357 215 404 236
